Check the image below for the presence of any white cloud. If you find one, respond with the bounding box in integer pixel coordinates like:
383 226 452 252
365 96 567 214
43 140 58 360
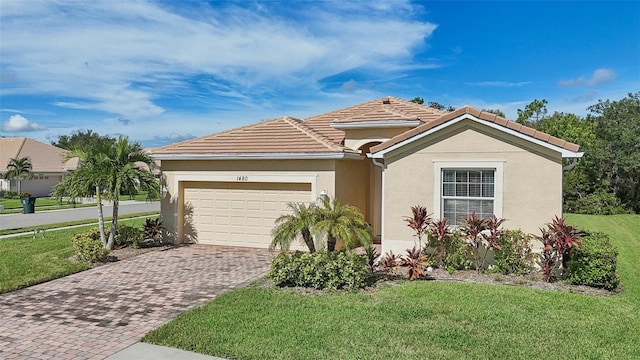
559 68 617 88
0 0 437 120
1 114 47 132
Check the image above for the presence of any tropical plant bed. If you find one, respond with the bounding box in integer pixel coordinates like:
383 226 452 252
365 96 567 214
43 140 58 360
404 268 614 297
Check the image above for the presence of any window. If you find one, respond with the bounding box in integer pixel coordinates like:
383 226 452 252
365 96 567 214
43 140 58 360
442 169 495 224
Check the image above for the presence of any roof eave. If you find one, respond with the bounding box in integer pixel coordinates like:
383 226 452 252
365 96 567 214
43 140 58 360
330 120 421 129
370 115 584 159
152 152 363 161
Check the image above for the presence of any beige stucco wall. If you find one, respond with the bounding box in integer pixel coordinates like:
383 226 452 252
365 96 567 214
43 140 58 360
334 159 369 216
343 127 414 150
160 159 338 243
382 119 563 254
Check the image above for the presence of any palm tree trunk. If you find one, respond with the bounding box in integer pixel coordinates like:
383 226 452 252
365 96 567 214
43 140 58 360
302 228 315 253
327 235 337 252
96 186 107 248
107 198 119 250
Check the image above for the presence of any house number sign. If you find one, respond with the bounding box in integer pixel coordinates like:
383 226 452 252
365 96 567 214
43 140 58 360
236 176 249 182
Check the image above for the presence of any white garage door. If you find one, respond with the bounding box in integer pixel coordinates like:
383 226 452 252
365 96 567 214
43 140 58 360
183 181 312 248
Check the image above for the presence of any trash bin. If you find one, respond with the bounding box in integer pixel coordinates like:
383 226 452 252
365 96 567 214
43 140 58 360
21 196 36 214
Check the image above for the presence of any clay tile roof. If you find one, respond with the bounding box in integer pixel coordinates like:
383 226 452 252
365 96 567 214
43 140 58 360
151 98 580 158
303 96 446 143
152 96 445 156
152 116 355 155
0 137 69 174
333 107 418 123
371 105 581 154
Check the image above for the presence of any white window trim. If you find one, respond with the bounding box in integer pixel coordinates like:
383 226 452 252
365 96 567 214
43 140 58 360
433 161 504 221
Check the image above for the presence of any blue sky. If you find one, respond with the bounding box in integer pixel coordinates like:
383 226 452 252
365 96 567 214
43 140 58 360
1 0 638 148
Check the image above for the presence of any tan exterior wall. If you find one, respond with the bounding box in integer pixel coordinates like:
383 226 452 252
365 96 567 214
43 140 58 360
334 159 368 216
343 127 414 150
382 120 563 254
160 159 337 244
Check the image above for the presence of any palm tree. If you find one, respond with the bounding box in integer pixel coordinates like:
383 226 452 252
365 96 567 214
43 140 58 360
314 197 372 252
4 157 33 194
53 136 159 249
270 202 318 253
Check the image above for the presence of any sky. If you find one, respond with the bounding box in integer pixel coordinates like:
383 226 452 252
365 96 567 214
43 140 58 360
1 0 639 148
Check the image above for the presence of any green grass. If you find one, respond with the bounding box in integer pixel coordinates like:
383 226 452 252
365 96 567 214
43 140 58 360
0 217 154 294
0 211 159 236
143 214 640 359
0 197 96 214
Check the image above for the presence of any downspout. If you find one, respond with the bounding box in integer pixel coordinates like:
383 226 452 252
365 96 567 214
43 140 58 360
562 152 584 171
369 155 386 170
368 153 385 249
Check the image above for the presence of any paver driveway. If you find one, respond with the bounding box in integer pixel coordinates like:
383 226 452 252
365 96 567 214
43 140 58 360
0 245 272 360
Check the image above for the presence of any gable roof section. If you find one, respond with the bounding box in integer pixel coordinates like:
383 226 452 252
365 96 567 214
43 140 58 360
303 96 446 143
370 106 583 158
0 137 69 174
152 116 361 160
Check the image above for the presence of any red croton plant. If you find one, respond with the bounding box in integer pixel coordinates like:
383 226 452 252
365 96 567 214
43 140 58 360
403 205 431 251
537 216 584 282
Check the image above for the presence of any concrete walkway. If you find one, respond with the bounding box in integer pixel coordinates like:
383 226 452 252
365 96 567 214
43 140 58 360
0 245 272 359
0 200 159 230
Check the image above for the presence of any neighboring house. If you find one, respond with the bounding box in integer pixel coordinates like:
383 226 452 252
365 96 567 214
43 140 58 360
152 97 582 254
0 137 76 197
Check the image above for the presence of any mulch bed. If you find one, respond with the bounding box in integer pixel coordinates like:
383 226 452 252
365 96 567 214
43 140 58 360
420 268 616 297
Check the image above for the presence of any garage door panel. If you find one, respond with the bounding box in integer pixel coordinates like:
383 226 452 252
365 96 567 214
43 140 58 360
184 181 311 248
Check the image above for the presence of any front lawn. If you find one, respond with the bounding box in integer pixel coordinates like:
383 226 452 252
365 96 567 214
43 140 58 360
143 214 640 359
0 217 154 294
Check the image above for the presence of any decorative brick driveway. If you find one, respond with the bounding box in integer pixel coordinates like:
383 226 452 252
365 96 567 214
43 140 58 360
0 245 272 360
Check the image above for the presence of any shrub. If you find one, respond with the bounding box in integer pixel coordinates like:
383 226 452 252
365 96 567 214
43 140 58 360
565 191 631 215
428 218 451 267
460 212 489 273
400 247 429 280
537 216 584 282
379 251 400 274
72 228 110 263
363 244 379 274
268 251 368 290
404 205 431 251
566 232 620 290
441 230 474 273
2 190 31 199
143 217 165 242
115 225 143 248
492 230 535 275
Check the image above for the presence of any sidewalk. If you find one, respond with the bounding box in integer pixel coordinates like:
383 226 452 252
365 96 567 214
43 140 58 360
106 343 226 360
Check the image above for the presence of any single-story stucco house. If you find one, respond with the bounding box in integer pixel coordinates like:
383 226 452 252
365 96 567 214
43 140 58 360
0 137 77 198
152 97 583 254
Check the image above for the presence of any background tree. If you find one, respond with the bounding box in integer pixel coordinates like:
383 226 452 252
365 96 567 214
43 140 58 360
52 130 116 152
408 97 455 111
586 92 640 212
409 97 424 105
535 112 598 210
53 136 159 249
427 101 456 112
516 99 548 126
482 108 506 118
4 157 33 194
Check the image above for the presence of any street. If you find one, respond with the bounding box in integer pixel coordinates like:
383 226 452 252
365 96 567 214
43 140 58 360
0 201 160 230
